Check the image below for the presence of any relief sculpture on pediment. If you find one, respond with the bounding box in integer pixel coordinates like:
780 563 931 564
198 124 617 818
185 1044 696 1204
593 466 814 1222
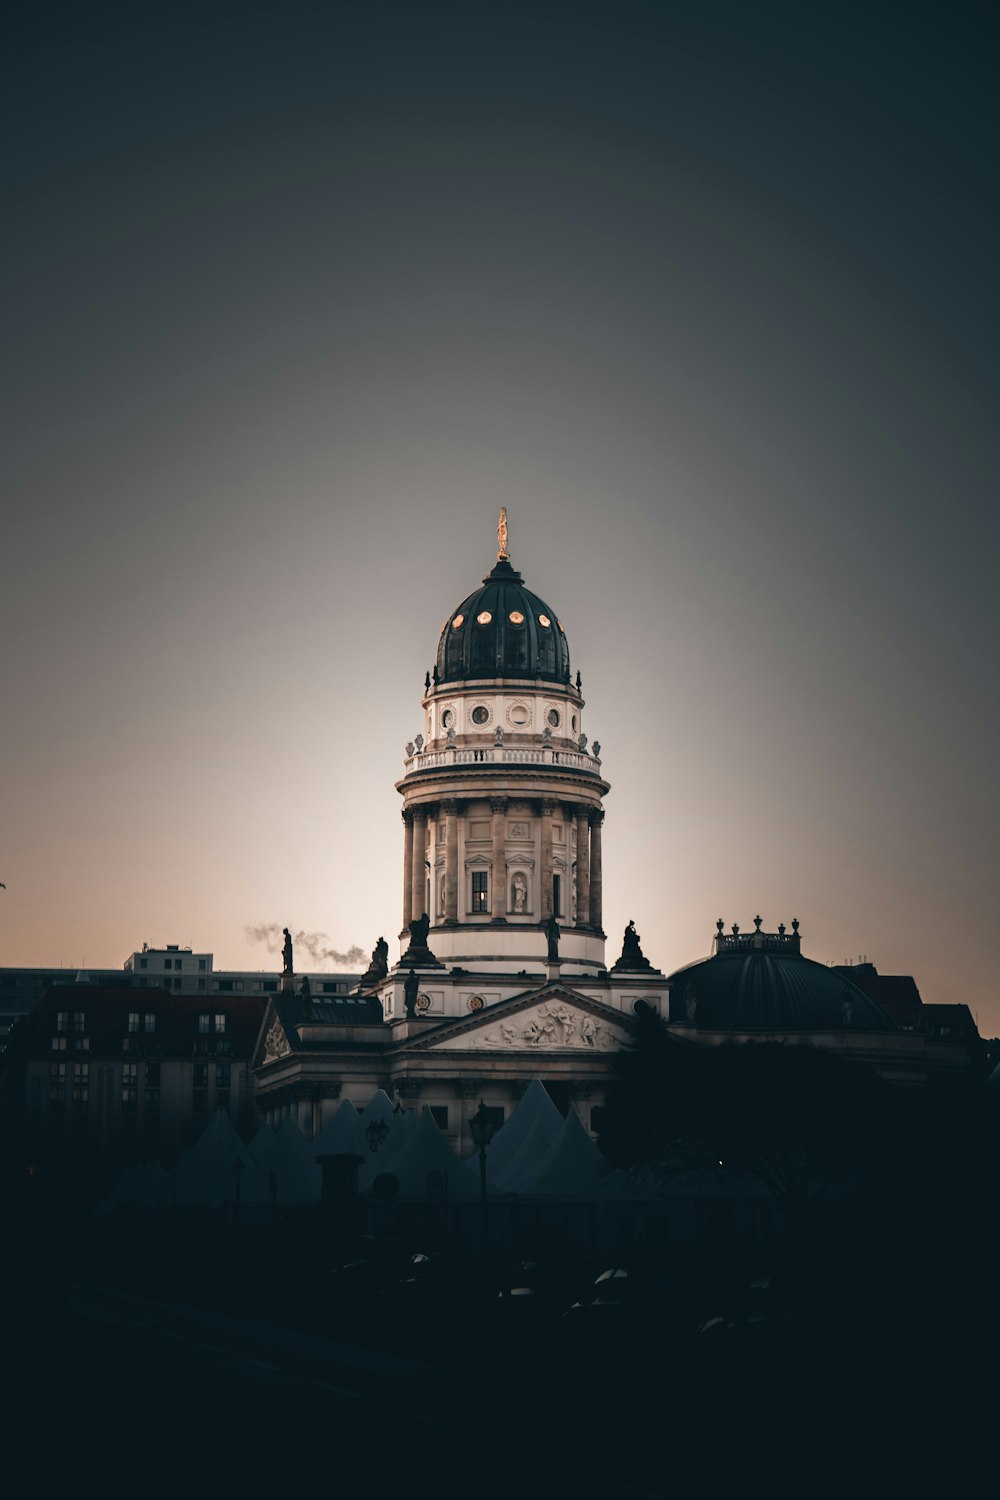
263 1017 291 1063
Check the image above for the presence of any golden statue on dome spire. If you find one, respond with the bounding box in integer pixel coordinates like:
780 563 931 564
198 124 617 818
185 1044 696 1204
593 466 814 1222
497 506 509 561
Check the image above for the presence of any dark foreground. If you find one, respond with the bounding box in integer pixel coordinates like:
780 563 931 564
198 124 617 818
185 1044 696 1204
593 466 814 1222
4 1191 999 1498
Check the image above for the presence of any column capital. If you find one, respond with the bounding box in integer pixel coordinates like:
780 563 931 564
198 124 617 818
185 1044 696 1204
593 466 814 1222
412 805 429 823
589 807 605 827
441 798 460 816
401 808 414 825
489 796 508 815
540 797 557 816
454 1079 481 1099
395 1078 423 1100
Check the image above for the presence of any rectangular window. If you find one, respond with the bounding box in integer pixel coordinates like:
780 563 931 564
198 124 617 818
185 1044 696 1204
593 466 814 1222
122 1063 138 1111
51 1036 67 1052
49 1062 67 1100
198 959 207 972
139 957 148 970
73 1063 89 1104
163 959 172 970
128 1012 140 1034
74 1036 90 1051
73 1012 85 1032
144 1012 156 1033
145 1062 160 1087
193 1063 209 1088
213 1014 226 1035
471 871 488 913
197 1014 211 1034
198 979 207 992
429 1105 449 1131
56 1012 69 1033
553 874 562 918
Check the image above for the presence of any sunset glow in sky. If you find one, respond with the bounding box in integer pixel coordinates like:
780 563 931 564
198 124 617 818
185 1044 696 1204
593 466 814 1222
3 5 998 1029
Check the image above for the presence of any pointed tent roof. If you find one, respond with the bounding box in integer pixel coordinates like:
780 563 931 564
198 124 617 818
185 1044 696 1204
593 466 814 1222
506 1106 610 1198
167 1107 271 1206
473 1079 564 1182
360 1089 396 1128
359 1106 481 1199
309 1097 367 1158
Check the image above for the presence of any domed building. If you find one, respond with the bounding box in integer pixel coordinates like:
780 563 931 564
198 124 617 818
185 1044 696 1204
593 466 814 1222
252 515 669 1146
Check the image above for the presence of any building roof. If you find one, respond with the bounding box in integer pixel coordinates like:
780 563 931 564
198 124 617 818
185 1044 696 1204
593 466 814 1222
668 926 894 1033
435 557 571 685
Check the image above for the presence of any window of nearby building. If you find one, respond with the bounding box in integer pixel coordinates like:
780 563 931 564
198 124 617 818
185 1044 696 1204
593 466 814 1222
218 980 233 992
139 958 147 970
51 1036 67 1052
73 1063 89 1106
128 1012 140 1034
471 871 488 914
49 1062 67 1101
74 1036 90 1051
215 1063 231 1112
198 959 207 972
144 1012 156 1033
164 959 172 970
429 1106 449 1131
193 1063 209 1088
213 1014 226 1035
56 1012 69 1033
198 979 207 992
197 1014 211 1034
72 1011 85 1032
121 1063 138 1113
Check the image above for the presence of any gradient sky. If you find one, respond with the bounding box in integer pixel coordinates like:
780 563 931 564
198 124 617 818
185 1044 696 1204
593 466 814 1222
3 4 998 1029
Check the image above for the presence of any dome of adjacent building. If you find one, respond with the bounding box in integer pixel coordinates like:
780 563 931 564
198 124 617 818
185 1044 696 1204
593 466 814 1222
435 558 571 685
667 922 894 1033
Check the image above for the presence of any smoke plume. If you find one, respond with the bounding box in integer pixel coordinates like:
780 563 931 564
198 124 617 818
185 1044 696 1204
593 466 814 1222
245 923 367 969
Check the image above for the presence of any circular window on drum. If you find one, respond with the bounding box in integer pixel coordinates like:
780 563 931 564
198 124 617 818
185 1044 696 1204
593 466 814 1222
416 993 432 1012
468 995 485 1012
547 708 561 728
471 705 490 726
442 709 455 729
507 702 530 727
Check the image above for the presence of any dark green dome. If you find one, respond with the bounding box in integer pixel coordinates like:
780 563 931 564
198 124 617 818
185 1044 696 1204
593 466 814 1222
667 930 894 1033
435 559 571 685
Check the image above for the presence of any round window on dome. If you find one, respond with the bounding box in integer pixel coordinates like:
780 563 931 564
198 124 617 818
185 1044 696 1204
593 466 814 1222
508 610 525 625
471 705 490 725
452 614 465 629
538 614 551 628
476 610 493 625
547 708 560 728
508 703 529 726
442 709 454 728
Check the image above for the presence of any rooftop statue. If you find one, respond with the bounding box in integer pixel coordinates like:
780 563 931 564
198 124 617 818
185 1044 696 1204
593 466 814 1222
281 927 293 976
610 918 661 974
543 913 561 963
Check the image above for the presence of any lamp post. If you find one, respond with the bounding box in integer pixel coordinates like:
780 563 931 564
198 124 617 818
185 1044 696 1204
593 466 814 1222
469 1099 497 1248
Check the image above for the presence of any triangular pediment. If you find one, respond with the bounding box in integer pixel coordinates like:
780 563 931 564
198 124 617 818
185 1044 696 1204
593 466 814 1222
403 983 637 1054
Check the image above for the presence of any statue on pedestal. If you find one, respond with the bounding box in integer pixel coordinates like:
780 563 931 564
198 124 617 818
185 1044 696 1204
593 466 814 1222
281 927 294 976
543 914 561 963
403 968 419 1019
356 936 389 991
610 919 661 975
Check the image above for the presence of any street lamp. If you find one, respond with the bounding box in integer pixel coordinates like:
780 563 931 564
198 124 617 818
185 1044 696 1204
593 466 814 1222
366 1118 389 1153
469 1099 497 1244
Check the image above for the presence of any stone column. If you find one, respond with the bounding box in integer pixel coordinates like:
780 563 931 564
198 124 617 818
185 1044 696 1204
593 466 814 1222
401 810 414 929
443 799 460 922
575 805 591 928
490 797 508 920
589 809 604 930
540 799 556 916
410 808 428 924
